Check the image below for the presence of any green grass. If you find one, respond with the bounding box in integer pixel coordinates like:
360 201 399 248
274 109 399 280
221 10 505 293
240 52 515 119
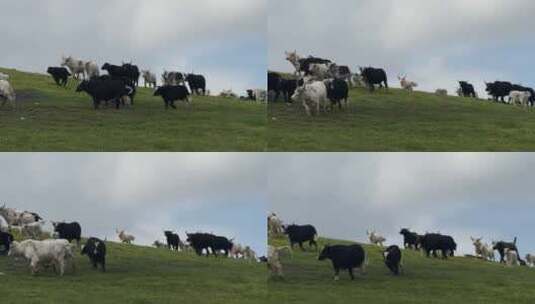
0 241 267 304
268 86 535 151
0 68 266 151
268 235 535 303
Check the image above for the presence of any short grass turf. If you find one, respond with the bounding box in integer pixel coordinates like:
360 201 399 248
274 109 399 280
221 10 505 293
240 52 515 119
268 235 535 304
0 241 267 304
267 86 535 151
0 68 266 151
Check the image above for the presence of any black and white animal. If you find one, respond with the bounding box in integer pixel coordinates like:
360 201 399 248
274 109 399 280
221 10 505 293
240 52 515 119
47 67 71 87
383 245 402 275
162 71 185 86
493 238 524 264
52 221 82 245
81 237 106 272
0 231 14 255
420 233 457 259
459 81 477 98
318 244 367 281
164 231 180 251
76 78 134 109
153 85 191 109
399 228 420 249
186 233 214 256
283 224 318 250
185 74 206 96
324 78 349 109
359 67 388 92
268 72 282 101
211 235 234 257
485 81 513 103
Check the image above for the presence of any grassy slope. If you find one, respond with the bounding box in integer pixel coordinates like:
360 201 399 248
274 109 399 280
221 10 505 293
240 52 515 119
0 68 266 151
0 241 267 304
268 86 535 151
268 235 535 304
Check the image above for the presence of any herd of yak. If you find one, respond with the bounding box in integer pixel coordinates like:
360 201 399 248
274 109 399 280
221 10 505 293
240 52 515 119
267 213 535 281
267 51 535 116
0 204 258 277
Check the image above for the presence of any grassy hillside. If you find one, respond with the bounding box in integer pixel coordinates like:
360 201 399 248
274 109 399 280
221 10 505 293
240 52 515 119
268 235 535 304
0 68 266 151
0 240 267 304
268 86 535 151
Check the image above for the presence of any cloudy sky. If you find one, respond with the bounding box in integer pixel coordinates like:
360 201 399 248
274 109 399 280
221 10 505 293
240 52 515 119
0 0 266 95
269 0 535 97
0 153 266 255
269 153 535 256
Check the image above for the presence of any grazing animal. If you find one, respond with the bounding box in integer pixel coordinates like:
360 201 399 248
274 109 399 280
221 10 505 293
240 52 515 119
0 204 21 226
268 72 282 101
384 245 402 275
509 90 532 107
0 231 14 255
279 78 298 103
268 213 284 236
459 81 477 98
76 78 133 109
367 230 386 247
9 239 75 276
0 80 16 109
470 237 494 261
398 75 418 92
525 254 535 267
0 72 9 80
101 63 129 80
164 231 180 251
493 238 523 264
116 229 135 244
283 224 318 251
420 233 457 259
186 233 214 256
47 67 71 87
350 73 365 87
162 71 185 86
360 67 388 92
153 85 191 109
399 228 420 249
22 222 44 239
121 63 140 86
0 215 8 232
268 245 292 277
85 61 100 79
324 78 349 109
486 81 513 102
185 74 206 95
142 70 157 88
230 243 245 258
330 65 352 84
61 56 85 79
243 246 257 261
319 244 367 281
52 222 82 245
18 211 42 226
291 80 329 116
153 240 166 248
81 237 106 272
505 249 519 266
435 89 448 96
211 235 234 257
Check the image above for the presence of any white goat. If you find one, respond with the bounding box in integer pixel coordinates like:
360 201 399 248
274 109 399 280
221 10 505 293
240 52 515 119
116 229 135 244
398 75 418 92
367 230 386 247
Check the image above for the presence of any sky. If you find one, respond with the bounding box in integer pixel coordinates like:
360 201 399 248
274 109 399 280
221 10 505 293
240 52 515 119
268 0 535 98
0 153 267 256
0 0 266 95
268 153 535 256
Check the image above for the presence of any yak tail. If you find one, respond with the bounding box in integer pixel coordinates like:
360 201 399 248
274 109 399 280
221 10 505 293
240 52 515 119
513 237 517 245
